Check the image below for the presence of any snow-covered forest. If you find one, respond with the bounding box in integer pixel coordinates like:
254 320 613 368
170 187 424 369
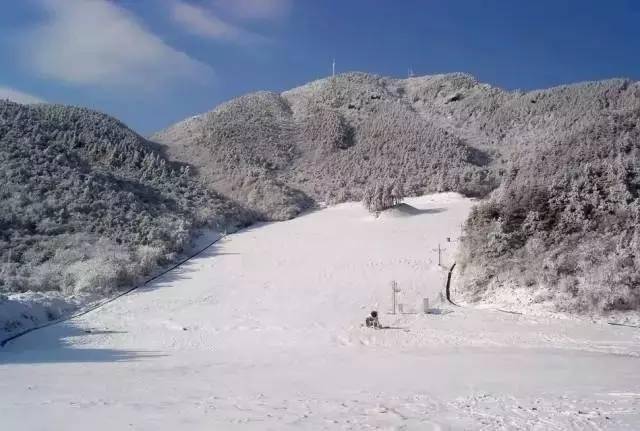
2 72 640 338
0 101 253 333
459 107 640 313
152 73 500 220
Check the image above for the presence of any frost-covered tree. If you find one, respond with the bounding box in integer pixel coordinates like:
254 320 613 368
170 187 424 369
391 180 405 206
362 179 405 213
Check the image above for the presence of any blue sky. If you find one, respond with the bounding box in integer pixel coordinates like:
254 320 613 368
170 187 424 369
1 0 639 134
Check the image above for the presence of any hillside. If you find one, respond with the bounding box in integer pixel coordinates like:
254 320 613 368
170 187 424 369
152 73 500 220
154 73 640 219
154 72 640 313
458 106 640 313
0 101 253 334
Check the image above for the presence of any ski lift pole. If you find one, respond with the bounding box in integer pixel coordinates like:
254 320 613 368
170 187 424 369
432 243 446 267
391 280 400 314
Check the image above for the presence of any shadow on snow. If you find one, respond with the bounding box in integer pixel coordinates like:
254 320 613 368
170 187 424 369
0 322 165 365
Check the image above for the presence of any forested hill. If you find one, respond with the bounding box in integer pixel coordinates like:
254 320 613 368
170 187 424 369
153 73 639 218
154 72 640 313
0 101 252 299
152 73 502 220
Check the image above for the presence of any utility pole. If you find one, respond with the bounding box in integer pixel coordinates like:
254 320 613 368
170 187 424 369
391 280 400 314
432 243 445 267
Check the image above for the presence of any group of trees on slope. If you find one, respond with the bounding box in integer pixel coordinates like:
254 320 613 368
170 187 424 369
362 180 405 213
0 101 252 300
458 109 640 313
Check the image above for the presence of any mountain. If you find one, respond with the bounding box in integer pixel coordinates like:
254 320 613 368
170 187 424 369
2 71 638 321
154 72 640 313
152 73 500 220
0 100 252 304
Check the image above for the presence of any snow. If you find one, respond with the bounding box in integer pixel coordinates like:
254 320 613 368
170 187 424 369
1 193 639 430
0 229 224 343
0 292 79 338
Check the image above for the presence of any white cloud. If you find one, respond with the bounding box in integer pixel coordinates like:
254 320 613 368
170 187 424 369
23 0 212 90
0 86 46 104
172 1 265 44
213 0 292 21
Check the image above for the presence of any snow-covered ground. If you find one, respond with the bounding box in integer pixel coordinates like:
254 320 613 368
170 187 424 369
0 229 224 344
0 292 79 339
1 193 639 430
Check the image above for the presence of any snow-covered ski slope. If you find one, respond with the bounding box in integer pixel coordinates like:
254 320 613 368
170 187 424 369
1 193 639 430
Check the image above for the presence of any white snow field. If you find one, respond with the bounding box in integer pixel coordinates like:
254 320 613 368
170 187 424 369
1 193 639 430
